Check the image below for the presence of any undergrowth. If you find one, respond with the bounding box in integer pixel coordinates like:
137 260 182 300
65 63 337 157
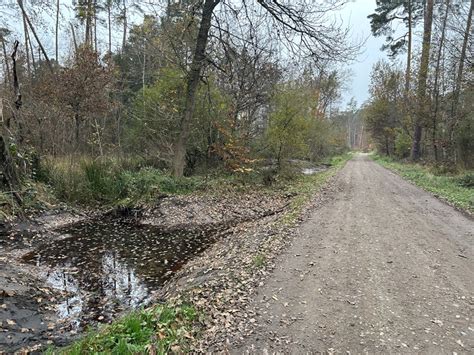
372 154 473 213
46 304 198 354
1 153 352 220
38 156 203 205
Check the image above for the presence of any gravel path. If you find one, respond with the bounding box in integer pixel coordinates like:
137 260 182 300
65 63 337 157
235 154 473 353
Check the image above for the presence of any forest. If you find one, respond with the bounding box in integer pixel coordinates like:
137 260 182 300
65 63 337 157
0 0 473 353
0 0 364 213
363 0 473 168
1 0 471 212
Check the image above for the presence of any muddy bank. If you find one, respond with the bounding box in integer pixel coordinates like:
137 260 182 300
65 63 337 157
156 179 340 351
0 191 290 353
140 192 289 230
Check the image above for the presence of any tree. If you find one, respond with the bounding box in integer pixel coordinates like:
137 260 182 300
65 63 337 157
266 84 311 167
16 0 52 70
364 61 404 156
172 0 358 176
431 0 451 161
411 0 434 160
368 0 423 94
448 0 473 159
0 28 11 84
172 0 220 177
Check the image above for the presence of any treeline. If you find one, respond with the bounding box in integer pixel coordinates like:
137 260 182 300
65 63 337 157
0 0 360 203
363 0 473 168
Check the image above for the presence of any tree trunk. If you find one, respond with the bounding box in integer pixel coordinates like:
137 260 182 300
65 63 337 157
70 23 78 54
454 0 473 102
11 41 22 110
411 0 434 161
448 0 473 157
1 41 23 205
107 2 112 53
17 0 52 71
75 112 81 149
85 0 92 46
94 0 98 52
172 0 220 177
28 31 36 72
20 0 30 75
1 38 11 85
404 0 412 95
55 0 60 62
122 0 127 50
431 0 450 162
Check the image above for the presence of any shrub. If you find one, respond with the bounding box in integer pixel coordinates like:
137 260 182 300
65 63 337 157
394 130 411 159
457 173 474 188
428 163 459 176
38 156 203 205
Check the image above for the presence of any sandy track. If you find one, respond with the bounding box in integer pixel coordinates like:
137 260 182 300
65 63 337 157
235 154 473 353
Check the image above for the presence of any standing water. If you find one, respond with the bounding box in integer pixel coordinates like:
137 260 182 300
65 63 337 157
21 218 225 328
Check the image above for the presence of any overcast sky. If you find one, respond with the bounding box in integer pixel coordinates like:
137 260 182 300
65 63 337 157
339 0 393 107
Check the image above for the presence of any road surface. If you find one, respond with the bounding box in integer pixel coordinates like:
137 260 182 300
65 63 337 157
236 154 473 353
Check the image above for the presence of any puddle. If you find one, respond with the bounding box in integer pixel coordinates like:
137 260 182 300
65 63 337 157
20 218 226 328
302 165 330 175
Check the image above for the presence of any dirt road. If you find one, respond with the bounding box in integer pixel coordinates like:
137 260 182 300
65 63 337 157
236 154 473 353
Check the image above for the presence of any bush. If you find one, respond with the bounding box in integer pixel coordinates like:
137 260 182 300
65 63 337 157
457 173 474 188
394 130 411 159
38 156 202 205
428 163 459 176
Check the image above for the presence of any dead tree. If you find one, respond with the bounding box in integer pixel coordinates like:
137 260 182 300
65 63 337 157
16 0 52 71
0 41 22 205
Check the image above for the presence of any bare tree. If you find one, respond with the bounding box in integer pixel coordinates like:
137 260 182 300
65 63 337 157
16 0 52 70
55 0 60 62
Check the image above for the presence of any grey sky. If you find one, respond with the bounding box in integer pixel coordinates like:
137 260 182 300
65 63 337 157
339 0 392 107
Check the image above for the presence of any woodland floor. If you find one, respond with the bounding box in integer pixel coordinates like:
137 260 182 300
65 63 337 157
234 154 473 353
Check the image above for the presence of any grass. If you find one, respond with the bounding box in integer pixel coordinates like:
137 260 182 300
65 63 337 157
1 152 353 221
0 181 58 222
46 304 198 354
372 154 474 214
38 156 203 206
253 254 266 268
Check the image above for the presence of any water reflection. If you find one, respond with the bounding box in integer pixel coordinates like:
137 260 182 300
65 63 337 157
22 218 223 327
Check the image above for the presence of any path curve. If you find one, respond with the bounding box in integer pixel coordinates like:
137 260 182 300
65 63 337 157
235 154 473 353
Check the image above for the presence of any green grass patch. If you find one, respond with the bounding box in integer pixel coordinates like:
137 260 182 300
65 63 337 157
253 254 266 268
372 154 474 213
47 304 198 354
